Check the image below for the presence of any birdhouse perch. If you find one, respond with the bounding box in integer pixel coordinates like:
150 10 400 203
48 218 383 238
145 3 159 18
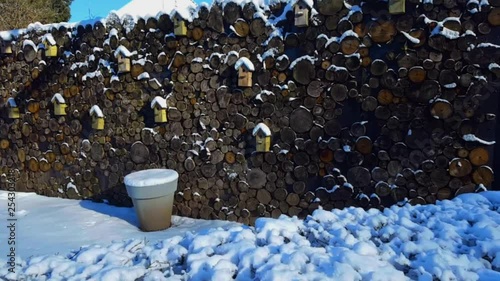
51 93 67 116
6 97 19 119
150 96 168 123
89 105 104 130
235 57 254 88
252 123 271 153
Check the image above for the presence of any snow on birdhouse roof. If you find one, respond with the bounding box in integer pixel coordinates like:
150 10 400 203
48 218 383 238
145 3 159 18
42 33 56 45
170 6 195 22
150 96 167 109
1 18 104 42
252 122 271 137
89 105 104 118
234 57 255 71
7 97 17 107
109 28 119 38
114 45 135 58
51 93 65 104
115 0 197 21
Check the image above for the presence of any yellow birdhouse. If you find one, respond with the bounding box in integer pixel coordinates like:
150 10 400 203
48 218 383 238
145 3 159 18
117 54 130 73
51 93 67 116
172 12 187 36
294 0 310 27
150 96 168 123
389 0 405 14
235 57 254 88
6 97 20 119
114 46 133 73
1 41 13 54
90 105 104 130
252 123 271 153
43 34 58 57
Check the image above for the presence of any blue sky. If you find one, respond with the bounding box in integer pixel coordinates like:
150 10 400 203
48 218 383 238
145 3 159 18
70 0 206 22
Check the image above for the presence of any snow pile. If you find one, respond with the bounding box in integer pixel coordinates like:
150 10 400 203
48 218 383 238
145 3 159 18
1 191 500 280
115 0 197 21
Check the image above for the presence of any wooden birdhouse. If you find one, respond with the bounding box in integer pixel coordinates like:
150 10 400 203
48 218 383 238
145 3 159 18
42 34 58 57
89 105 104 130
150 96 167 123
6 97 19 119
172 11 187 36
294 0 310 27
235 57 254 88
252 123 271 153
389 0 405 15
51 93 67 116
114 46 132 73
1 41 13 54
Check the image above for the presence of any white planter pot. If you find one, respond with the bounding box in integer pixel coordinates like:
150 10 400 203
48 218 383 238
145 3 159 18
124 169 179 231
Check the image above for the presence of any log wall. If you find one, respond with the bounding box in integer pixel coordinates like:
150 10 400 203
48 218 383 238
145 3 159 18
1 0 499 224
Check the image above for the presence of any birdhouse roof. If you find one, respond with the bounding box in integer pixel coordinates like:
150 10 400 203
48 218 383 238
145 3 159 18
51 93 65 104
42 33 56 45
114 45 135 58
7 97 17 107
252 123 271 137
293 0 313 9
150 96 167 109
89 105 104 117
234 57 255 71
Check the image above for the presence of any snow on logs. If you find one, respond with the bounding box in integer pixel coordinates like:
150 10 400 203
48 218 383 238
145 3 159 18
0 0 499 224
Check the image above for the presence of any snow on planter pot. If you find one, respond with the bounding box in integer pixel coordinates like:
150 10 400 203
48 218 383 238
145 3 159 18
89 105 104 130
124 169 179 231
51 93 67 116
253 122 271 152
235 57 254 87
151 96 167 123
1 40 13 54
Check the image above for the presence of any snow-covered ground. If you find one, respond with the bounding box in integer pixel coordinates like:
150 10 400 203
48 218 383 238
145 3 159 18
1 191 499 280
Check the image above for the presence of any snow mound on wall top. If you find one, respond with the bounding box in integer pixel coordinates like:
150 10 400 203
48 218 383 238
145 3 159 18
114 0 197 21
1 190 500 280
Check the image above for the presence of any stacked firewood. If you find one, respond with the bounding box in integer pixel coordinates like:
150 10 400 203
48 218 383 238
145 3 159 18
0 0 499 224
